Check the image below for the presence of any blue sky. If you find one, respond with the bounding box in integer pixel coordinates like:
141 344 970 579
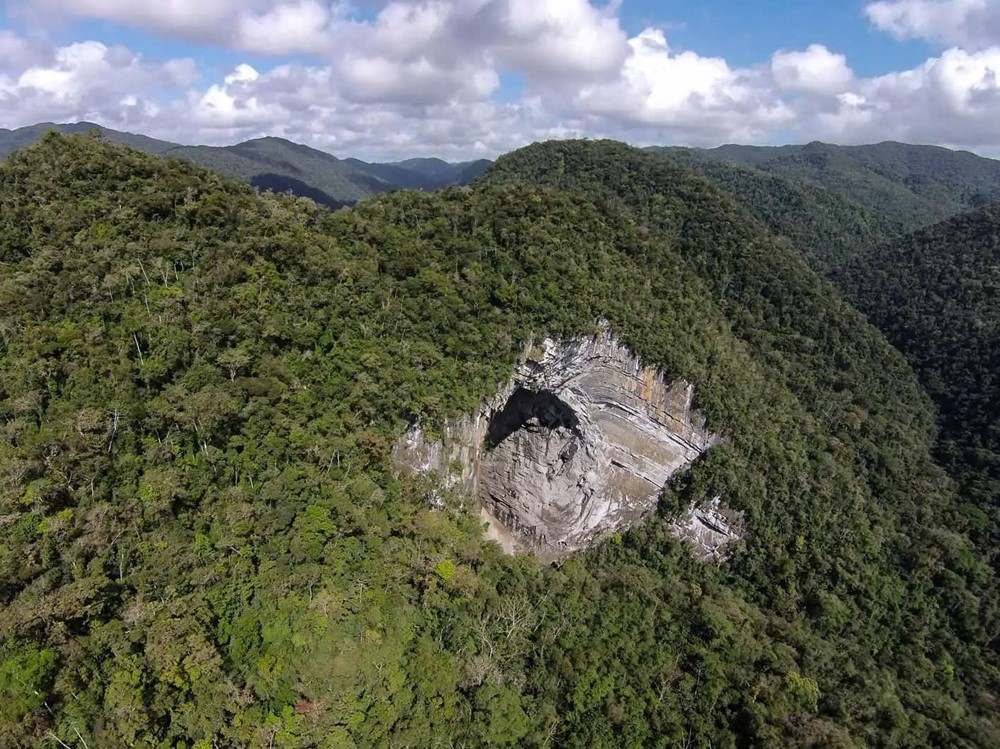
624 1 933 73
2 0 999 159
7 2 939 96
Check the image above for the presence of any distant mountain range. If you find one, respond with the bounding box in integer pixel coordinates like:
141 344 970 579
652 140 1000 231
0 122 492 208
648 140 1000 271
6 123 1000 249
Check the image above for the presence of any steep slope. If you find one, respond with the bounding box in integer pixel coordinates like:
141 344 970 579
648 145 1000 548
836 204 1000 554
165 137 394 207
664 140 1000 233
648 147 899 271
0 134 997 747
485 139 1000 740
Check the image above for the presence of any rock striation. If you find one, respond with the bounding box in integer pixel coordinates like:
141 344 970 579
393 329 739 561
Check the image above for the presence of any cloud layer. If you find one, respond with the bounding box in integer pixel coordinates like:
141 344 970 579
3 0 1000 159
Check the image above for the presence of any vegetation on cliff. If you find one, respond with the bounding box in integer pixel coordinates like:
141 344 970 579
0 134 996 747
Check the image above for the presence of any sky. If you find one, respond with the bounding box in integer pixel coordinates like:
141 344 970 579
2 0 1000 160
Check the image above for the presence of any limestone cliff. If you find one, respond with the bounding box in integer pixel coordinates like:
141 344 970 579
393 329 739 561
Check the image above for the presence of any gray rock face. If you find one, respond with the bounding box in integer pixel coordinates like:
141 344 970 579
393 330 739 561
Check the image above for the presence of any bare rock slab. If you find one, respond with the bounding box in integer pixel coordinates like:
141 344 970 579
393 329 740 561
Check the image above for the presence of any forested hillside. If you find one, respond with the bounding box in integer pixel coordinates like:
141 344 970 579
0 134 997 747
0 123 489 208
837 205 1000 558
0 122 180 159
647 147 898 271
164 137 390 209
661 140 1000 232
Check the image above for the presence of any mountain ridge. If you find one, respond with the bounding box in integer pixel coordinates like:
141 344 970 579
0 121 491 207
651 139 1000 236
835 202 1000 556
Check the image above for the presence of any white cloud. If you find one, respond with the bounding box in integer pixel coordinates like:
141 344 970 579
30 0 248 43
6 2 1000 158
865 0 1000 49
32 0 629 103
0 30 39 69
772 44 854 95
236 0 333 55
494 0 629 79
816 46 1000 145
0 39 196 129
575 29 793 142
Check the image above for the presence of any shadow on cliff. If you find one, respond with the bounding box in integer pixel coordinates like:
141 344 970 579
486 388 580 447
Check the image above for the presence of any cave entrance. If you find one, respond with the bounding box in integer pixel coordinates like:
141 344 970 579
485 387 579 447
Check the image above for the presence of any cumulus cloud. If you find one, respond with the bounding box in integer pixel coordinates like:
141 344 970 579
771 44 854 95
816 46 1000 145
34 0 629 94
6 1 1000 158
493 0 629 79
575 29 792 142
28 0 249 44
170 57 580 158
865 0 1000 49
0 38 196 129
235 0 334 55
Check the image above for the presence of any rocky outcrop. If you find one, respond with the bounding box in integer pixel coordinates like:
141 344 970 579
670 497 741 563
393 329 740 561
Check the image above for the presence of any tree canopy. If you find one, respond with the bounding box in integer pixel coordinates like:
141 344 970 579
0 133 996 747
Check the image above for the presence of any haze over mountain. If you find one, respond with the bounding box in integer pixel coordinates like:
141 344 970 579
0 122 491 209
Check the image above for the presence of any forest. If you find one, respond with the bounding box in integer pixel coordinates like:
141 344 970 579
836 205 1000 560
0 133 997 747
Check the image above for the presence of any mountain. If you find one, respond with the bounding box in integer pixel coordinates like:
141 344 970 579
836 204 1000 555
391 156 455 177
166 136 396 208
655 141 1000 237
0 121 179 158
0 122 489 208
1 132 996 747
646 147 900 272
341 157 438 190
391 156 493 185
647 143 1000 549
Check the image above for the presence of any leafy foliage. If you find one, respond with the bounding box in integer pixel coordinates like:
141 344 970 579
647 146 901 272
674 140 1000 229
0 133 997 747
836 204 1000 558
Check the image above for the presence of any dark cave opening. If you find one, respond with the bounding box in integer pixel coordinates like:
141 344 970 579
485 387 579 447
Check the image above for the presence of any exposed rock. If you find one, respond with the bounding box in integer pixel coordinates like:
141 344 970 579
393 328 739 561
670 497 741 563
